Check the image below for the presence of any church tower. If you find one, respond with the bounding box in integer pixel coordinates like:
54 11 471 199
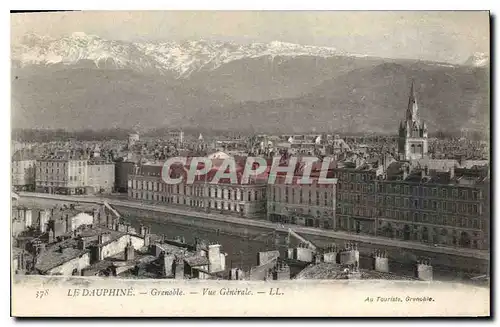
398 81 428 161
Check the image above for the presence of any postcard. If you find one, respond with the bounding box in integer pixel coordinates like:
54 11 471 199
10 10 490 317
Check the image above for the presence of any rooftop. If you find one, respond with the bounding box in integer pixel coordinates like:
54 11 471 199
295 263 416 280
34 226 128 273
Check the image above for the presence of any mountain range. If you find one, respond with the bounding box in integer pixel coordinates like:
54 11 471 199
11 32 490 134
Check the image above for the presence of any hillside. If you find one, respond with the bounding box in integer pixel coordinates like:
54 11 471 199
11 33 490 133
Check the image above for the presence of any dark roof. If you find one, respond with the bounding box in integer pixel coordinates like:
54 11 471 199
12 150 37 161
35 242 88 273
295 262 416 280
184 255 209 267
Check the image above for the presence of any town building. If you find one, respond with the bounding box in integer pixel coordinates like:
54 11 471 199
11 150 36 191
114 160 137 193
330 82 490 250
398 81 429 160
87 159 115 194
35 151 88 195
267 172 338 229
34 151 114 195
128 132 140 149
168 129 184 145
127 159 267 219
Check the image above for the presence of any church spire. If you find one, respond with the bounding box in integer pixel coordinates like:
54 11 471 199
406 80 419 122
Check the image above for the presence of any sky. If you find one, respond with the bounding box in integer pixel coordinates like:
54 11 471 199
11 11 489 64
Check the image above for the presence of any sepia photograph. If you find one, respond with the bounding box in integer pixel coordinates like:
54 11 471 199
9 10 491 317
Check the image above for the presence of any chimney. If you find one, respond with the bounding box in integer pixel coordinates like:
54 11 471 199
78 237 86 250
273 261 291 280
39 210 49 233
372 250 389 273
208 243 223 273
160 251 175 278
98 232 112 245
124 240 134 261
92 208 99 225
24 209 33 228
140 225 147 237
323 244 338 263
19 251 25 270
415 259 433 281
173 257 184 279
314 253 322 264
65 214 71 233
449 166 455 180
48 230 55 244
339 242 360 266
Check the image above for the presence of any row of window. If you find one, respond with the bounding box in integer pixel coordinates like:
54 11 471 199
130 179 265 202
269 205 334 220
40 161 85 167
39 168 83 175
36 175 84 182
381 211 481 229
338 192 481 215
338 181 481 200
336 205 481 229
340 193 480 214
334 171 377 182
131 192 246 212
271 187 333 206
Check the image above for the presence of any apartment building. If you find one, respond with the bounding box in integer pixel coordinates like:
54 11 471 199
35 152 88 195
11 150 36 191
127 161 267 219
87 159 115 194
267 175 337 229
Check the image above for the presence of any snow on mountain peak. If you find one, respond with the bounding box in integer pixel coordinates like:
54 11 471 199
464 52 489 67
12 33 345 77
71 31 94 38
